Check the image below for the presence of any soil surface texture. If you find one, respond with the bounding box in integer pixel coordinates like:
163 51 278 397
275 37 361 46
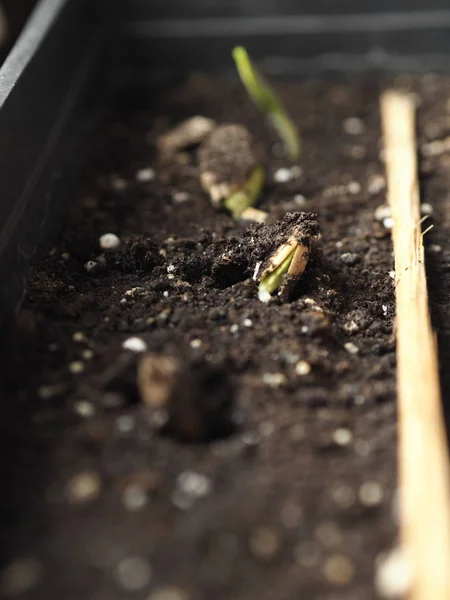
4 72 448 600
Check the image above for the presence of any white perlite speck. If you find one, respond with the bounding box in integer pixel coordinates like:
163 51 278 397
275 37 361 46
263 372 287 387
72 331 85 342
0 558 42 596
243 318 253 328
274 167 292 183
368 174 386 195
420 202 433 215
84 261 97 272
359 481 384 507
122 485 148 511
190 339 202 349
69 361 85 374
374 548 412 599
122 337 147 352
99 233 120 249
136 167 155 182
295 361 311 376
172 191 189 203
347 181 361 195
258 289 272 303
66 471 102 503
116 556 152 591
333 428 353 446
344 342 359 355
343 117 365 135
177 471 211 498
374 204 391 222
74 401 95 418
253 261 262 281
82 349 94 360
294 194 307 206
111 177 127 191
389 271 396 280
230 324 239 334
383 217 394 229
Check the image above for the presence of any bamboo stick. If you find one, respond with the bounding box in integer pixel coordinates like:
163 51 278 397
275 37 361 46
381 90 450 600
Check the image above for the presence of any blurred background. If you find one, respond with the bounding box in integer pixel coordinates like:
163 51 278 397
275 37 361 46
0 0 38 62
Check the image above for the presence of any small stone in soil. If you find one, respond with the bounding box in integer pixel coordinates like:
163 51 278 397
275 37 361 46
99 233 120 249
323 554 355 585
0 557 42 596
66 471 102 503
374 548 412 599
249 526 280 560
332 428 353 446
122 337 147 352
116 556 152 591
359 481 384 507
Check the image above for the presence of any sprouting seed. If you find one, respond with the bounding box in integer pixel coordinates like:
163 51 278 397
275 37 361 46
258 237 309 301
223 164 265 219
232 46 300 159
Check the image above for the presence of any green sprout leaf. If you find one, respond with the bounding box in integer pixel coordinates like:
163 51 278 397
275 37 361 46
224 164 265 219
232 46 301 160
258 247 295 299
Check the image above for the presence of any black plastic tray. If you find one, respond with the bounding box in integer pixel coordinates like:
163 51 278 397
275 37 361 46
2 0 450 321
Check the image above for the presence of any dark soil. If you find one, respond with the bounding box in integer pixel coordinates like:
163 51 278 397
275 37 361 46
5 72 447 600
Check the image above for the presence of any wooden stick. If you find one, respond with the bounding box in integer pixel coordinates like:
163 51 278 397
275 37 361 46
381 90 450 600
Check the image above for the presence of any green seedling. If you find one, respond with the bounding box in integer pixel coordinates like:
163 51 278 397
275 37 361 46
258 237 309 302
223 164 265 219
232 46 300 160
